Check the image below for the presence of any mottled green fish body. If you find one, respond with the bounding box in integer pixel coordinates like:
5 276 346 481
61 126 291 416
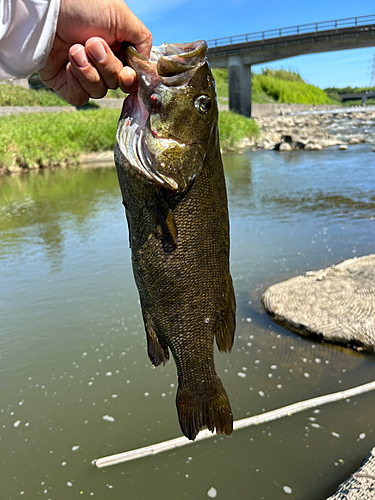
115 40 236 440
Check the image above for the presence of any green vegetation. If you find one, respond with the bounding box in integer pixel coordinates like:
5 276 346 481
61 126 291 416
0 83 69 107
106 88 126 99
258 68 304 82
324 85 375 107
219 111 259 150
325 85 375 94
213 67 336 105
211 69 229 99
0 107 258 170
252 73 334 104
0 109 119 170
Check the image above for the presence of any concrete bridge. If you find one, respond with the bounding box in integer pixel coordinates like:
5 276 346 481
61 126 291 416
206 15 375 117
338 91 375 104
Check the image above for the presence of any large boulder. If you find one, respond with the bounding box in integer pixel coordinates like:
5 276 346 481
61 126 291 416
327 447 375 499
262 255 375 352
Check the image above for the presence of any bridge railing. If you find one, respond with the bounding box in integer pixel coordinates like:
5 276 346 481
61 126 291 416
207 14 375 48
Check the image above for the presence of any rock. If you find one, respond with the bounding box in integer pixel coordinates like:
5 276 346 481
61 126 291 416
373 147 375 153
262 255 375 353
349 137 360 144
320 139 341 147
280 134 306 149
304 143 322 151
338 145 348 150
327 447 375 500
278 142 292 151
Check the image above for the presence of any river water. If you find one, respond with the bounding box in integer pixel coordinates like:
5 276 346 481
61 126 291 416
1 145 375 499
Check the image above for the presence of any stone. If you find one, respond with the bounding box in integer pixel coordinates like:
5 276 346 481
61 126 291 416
262 255 375 353
338 145 348 150
327 447 375 499
279 142 292 151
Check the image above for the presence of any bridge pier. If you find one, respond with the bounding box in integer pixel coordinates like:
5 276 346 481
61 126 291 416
228 56 252 117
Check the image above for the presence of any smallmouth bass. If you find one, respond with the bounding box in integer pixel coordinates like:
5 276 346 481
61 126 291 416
115 40 236 440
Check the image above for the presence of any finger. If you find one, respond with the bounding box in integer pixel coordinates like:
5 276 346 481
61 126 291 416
113 2 152 58
118 66 138 94
69 45 107 99
85 37 123 90
58 62 90 106
40 63 67 93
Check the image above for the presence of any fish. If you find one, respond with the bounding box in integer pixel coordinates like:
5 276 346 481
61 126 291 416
114 40 236 440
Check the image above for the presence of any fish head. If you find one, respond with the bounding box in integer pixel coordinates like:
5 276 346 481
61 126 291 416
117 40 218 192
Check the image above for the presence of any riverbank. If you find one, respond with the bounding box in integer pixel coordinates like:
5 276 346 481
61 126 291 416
2 104 375 176
0 107 259 175
244 107 375 151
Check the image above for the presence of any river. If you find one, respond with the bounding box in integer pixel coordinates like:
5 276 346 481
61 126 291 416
1 144 375 499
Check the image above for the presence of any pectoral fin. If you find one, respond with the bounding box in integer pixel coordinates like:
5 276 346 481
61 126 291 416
147 190 178 248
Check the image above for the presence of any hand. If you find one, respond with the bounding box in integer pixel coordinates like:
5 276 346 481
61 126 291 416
39 0 152 105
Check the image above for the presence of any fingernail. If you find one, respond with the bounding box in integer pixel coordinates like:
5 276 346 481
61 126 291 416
71 47 89 68
87 41 107 62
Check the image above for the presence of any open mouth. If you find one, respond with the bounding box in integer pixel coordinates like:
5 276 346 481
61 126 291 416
116 41 207 191
117 93 180 190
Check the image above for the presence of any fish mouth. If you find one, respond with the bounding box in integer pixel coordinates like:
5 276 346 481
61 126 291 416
116 41 208 192
117 94 181 190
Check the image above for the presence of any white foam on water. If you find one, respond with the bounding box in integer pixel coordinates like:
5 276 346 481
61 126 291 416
207 487 217 498
102 415 115 423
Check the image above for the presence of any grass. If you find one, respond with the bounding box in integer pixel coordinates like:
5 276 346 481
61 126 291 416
0 107 258 170
0 83 69 106
252 74 334 104
212 67 336 105
0 109 119 170
212 69 229 99
219 111 259 150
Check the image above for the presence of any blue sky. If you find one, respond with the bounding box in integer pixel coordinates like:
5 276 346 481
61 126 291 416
125 0 375 89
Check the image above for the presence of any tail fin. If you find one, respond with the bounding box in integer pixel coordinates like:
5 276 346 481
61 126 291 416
176 381 233 440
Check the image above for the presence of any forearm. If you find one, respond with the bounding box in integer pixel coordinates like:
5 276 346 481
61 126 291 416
0 0 60 79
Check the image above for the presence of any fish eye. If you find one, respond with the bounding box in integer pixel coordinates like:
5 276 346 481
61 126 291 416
194 95 211 114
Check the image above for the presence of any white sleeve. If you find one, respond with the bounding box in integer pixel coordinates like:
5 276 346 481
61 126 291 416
0 0 60 79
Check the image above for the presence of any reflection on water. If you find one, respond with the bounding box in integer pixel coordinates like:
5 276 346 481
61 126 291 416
1 146 375 499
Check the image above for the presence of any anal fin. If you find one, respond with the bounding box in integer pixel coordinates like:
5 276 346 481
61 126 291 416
215 275 236 353
143 311 169 367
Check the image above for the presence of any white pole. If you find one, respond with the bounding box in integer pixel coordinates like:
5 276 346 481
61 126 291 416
94 379 375 468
